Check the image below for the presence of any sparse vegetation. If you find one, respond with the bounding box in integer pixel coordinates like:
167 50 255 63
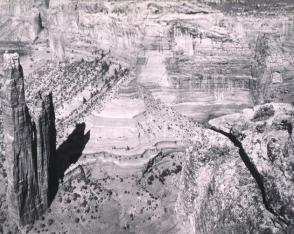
253 105 275 121
48 219 54 225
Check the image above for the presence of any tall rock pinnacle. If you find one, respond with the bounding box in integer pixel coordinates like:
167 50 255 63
1 52 56 226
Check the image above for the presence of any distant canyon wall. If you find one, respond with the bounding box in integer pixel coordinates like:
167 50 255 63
1 1 294 121
0 0 48 41
47 1 143 63
44 2 294 119
0 0 48 16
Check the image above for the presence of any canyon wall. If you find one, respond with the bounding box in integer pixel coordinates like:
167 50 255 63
0 0 48 16
177 103 294 233
1 53 56 226
0 0 48 41
1 0 294 122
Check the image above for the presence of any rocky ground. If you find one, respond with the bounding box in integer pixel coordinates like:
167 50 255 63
178 103 294 234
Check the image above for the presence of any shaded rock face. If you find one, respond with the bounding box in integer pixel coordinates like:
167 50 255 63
1 53 56 226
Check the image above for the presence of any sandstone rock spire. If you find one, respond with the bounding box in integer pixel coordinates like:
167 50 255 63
1 53 56 226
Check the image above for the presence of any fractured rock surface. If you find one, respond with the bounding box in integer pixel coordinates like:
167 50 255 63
1 53 56 226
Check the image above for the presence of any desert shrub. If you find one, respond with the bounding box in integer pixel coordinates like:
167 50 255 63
81 200 87 207
63 184 74 192
253 105 275 121
272 118 292 132
48 219 54 225
267 138 280 162
111 6 127 15
256 122 267 133
72 193 79 201
174 165 182 173
148 175 154 182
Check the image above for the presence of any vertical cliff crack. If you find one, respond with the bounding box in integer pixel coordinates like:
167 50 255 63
210 126 289 225
2 52 56 226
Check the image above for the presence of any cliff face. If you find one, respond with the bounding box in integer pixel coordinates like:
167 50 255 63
1 53 56 226
43 1 294 121
1 1 293 122
209 103 294 225
0 0 48 16
177 103 294 233
33 92 56 212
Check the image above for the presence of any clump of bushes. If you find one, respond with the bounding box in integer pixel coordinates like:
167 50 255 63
256 122 267 133
48 218 54 225
272 118 292 132
253 105 275 121
147 175 154 185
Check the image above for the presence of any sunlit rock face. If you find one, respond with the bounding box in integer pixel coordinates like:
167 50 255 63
209 103 294 224
0 0 47 41
251 25 294 104
2 1 293 122
1 53 56 227
177 103 294 234
164 16 294 121
47 1 143 63
0 0 34 16
0 0 48 21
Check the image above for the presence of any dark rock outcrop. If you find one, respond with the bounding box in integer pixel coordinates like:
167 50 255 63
1 53 56 227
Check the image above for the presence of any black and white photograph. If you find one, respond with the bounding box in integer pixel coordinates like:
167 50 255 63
0 0 293 233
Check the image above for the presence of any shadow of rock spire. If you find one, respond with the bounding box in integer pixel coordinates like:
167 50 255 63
48 122 90 205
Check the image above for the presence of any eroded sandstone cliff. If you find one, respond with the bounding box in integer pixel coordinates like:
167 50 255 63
1 53 56 227
176 103 294 233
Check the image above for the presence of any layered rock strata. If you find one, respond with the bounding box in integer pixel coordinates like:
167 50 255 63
1 53 56 226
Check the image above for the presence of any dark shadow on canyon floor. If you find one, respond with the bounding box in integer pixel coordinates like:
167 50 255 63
48 122 90 205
